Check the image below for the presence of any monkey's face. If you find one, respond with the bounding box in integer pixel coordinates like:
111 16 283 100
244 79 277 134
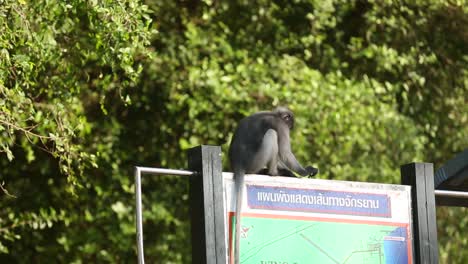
281 111 294 130
274 106 295 129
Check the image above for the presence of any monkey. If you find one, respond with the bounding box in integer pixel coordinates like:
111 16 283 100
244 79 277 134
228 107 318 264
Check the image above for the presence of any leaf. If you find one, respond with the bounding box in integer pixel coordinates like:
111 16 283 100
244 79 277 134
5 146 14 161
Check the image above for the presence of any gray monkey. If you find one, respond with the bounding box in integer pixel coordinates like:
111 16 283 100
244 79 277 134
228 106 318 264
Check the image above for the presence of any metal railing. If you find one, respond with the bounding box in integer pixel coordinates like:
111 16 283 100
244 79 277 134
134 167 195 264
134 166 468 264
434 189 468 198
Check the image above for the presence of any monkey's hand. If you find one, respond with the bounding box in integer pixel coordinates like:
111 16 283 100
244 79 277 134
305 166 319 177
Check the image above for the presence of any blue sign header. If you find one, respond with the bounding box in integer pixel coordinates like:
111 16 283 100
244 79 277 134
247 185 391 218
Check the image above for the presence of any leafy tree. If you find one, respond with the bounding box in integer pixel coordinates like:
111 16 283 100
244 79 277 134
1 0 153 262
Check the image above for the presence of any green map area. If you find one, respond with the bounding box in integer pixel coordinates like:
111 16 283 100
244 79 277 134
232 216 410 264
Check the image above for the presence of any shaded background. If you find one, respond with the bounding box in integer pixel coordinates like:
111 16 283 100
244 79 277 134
0 0 467 263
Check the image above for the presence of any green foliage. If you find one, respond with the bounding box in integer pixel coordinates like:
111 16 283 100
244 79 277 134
1 0 153 262
1 0 467 263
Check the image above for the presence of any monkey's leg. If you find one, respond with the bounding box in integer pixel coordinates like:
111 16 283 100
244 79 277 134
258 166 295 177
277 168 296 177
257 168 270 175
276 160 296 177
256 168 293 177
248 129 279 175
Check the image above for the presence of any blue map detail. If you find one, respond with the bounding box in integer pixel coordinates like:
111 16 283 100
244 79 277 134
384 227 409 264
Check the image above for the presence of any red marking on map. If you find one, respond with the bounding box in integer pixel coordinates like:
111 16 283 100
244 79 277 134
241 226 251 238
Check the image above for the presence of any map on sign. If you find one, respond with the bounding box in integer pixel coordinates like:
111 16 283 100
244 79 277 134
223 175 413 264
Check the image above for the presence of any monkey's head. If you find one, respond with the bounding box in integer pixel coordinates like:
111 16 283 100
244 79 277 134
274 107 295 129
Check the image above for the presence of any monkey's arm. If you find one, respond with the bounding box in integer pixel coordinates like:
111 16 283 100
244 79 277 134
277 126 318 176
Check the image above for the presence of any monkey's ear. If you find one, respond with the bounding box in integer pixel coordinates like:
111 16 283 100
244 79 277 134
273 106 289 112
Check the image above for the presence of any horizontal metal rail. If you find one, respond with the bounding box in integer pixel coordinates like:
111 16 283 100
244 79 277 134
135 167 196 264
136 166 195 176
434 189 468 198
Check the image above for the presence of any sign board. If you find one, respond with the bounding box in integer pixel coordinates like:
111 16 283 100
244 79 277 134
224 174 413 264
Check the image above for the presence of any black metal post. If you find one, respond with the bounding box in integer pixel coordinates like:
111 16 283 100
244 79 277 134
401 162 439 264
188 145 227 264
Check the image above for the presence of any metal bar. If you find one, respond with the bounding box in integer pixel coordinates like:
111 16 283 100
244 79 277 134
135 167 145 264
134 167 195 264
435 190 468 198
135 166 195 176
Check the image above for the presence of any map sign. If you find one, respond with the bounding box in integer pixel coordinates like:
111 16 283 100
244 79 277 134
223 174 413 264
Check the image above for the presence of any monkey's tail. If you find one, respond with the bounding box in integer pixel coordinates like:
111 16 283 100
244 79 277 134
233 171 245 264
